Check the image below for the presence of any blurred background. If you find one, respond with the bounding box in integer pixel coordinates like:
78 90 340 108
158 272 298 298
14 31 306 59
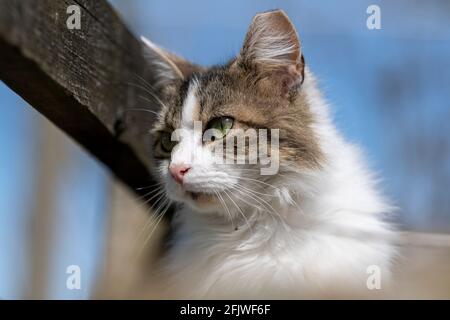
0 0 449 299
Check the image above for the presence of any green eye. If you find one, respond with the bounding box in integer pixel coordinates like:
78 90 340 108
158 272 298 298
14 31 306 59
206 117 234 139
160 132 177 153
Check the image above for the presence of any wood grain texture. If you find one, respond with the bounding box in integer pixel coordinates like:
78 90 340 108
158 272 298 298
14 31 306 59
0 0 161 198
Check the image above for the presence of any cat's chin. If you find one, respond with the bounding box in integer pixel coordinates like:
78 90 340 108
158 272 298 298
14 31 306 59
181 191 221 212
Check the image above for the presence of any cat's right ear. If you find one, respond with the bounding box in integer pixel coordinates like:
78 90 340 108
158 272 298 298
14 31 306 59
237 10 304 95
141 36 199 90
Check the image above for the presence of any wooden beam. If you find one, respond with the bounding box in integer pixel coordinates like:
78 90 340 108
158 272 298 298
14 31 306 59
0 0 160 197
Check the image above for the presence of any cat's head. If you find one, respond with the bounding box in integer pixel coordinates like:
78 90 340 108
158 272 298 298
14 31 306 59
144 10 323 216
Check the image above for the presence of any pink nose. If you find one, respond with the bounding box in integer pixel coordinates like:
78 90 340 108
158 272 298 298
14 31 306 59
169 165 190 184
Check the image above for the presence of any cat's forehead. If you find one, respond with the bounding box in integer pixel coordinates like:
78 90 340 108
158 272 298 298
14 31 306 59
196 67 243 117
160 65 278 130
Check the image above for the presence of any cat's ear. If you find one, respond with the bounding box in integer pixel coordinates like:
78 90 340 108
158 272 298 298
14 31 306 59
238 10 304 94
141 36 199 89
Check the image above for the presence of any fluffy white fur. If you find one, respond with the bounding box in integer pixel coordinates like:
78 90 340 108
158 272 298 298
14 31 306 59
154 69 396 299
145 10 397 298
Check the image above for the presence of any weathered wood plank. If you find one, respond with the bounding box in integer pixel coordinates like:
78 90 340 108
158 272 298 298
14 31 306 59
0 0 160 197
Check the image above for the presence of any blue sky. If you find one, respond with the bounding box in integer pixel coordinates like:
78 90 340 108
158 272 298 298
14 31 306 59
0 85 109 299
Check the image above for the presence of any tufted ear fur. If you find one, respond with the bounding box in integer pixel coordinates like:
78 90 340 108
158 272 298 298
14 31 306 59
237 10 305 96
141 36 201 90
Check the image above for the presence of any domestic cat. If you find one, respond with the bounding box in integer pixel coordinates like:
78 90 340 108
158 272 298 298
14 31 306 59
141 10 396 298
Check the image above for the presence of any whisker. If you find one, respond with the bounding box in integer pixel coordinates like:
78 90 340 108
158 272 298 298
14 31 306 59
136 181 164 191
223 189 253 234
125 81 168 110
143 188 166 205
133 192 167 242
215 190 235 230
236 183 278 198
132 73 169 109
124 107 159 117
135 199 171 258
230 184 291 233
227 186 278 226
226 174 281 190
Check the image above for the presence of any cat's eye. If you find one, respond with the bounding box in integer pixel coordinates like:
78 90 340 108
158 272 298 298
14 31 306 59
160 132 177 153
206 117 234 140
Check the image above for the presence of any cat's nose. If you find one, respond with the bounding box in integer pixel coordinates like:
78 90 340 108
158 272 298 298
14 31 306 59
169 165 190 184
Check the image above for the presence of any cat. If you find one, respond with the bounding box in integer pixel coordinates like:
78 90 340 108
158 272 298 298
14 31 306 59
141 9 396 299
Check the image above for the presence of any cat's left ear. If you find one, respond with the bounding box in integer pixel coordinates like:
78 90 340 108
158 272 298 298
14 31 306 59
238 10 304 95
141 36 200 90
